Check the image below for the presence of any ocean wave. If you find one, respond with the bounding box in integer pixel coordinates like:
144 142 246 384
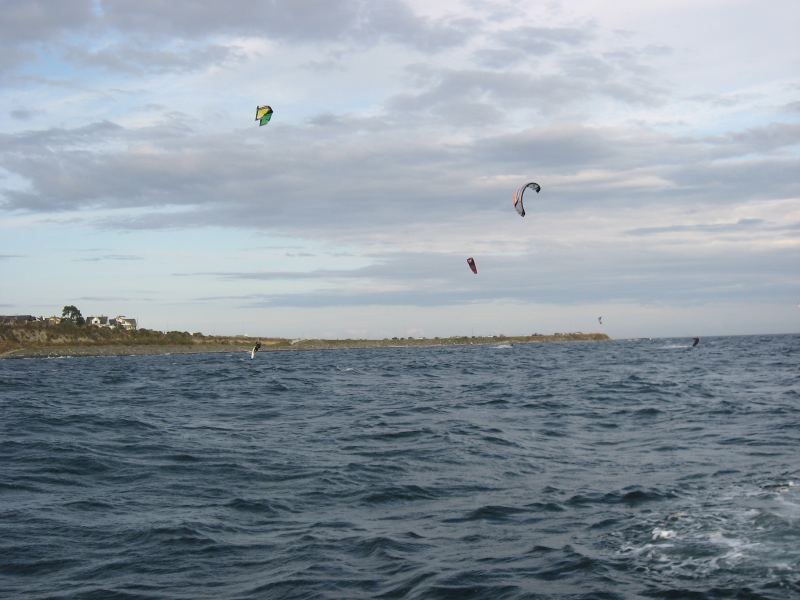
1 334 797 599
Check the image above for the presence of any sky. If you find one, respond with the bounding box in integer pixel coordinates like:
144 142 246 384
1 0 799 339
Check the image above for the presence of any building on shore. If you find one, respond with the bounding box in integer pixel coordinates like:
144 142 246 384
115 316 137 331
0 315 37 325
1 313 138 330
85 315 138 330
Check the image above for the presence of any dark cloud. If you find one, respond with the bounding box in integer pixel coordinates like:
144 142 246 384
0 0 95 77
10 109 34 120
0 0 94 45
723 122 800 153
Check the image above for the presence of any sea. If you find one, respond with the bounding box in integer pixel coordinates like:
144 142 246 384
1 334 798 599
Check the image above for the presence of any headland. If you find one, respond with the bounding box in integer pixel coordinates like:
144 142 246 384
0 322 609 359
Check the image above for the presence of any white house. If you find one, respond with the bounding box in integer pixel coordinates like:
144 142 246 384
86 315 138 330
114 316 137 331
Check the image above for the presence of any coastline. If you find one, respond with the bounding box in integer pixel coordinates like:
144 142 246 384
0 344 254 360
0 334 610 360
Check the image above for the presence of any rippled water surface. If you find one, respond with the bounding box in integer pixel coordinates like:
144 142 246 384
1 335 799 599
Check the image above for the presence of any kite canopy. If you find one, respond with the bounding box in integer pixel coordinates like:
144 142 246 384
467 257 478 274
513 182 541 217
255 105 273 126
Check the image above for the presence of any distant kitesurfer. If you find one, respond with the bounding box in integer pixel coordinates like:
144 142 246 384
692 337 700 347
251 341 262 359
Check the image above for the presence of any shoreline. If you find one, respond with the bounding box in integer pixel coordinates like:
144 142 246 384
0 335 609 360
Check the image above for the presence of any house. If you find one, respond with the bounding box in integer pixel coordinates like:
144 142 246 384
0 315 36 325
114 316 137 331
85 315 138 330
46 316 63 325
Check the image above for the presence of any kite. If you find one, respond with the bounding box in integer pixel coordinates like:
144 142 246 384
467 257 478 274
255 106 273 126
513 182 541 217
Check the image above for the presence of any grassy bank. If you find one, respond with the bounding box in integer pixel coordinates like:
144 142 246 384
0 322 271 358
0 322 609 359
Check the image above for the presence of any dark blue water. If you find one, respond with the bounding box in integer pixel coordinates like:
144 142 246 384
1 335 798 599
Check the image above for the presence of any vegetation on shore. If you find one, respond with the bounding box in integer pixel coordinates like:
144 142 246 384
0 321 608 358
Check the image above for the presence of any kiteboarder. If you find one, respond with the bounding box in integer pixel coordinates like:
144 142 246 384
692 337 700 347
251 341 262 359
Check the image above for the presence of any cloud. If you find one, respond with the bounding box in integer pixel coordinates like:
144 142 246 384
0 0 94 45
9 108 34 120
473 25 592 66
63 41 241 75
2 113 798 240
0 0 475 81
722 122 800 153
100 0 472 50
175 241 800 310
0 0 94 77
385 35 669 127
625 218 768 236
73 254 144 262
78 295 150 301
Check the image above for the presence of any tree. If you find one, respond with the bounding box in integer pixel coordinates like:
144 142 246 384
61 305 85 325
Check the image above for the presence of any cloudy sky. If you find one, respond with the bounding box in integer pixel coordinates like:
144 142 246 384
1 0 798 339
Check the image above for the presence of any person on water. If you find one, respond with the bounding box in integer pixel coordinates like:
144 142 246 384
692 337 700 347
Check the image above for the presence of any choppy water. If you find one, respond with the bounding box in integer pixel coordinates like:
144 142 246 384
1 335 798 599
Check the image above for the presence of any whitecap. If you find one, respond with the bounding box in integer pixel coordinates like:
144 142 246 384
651 527 676 540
